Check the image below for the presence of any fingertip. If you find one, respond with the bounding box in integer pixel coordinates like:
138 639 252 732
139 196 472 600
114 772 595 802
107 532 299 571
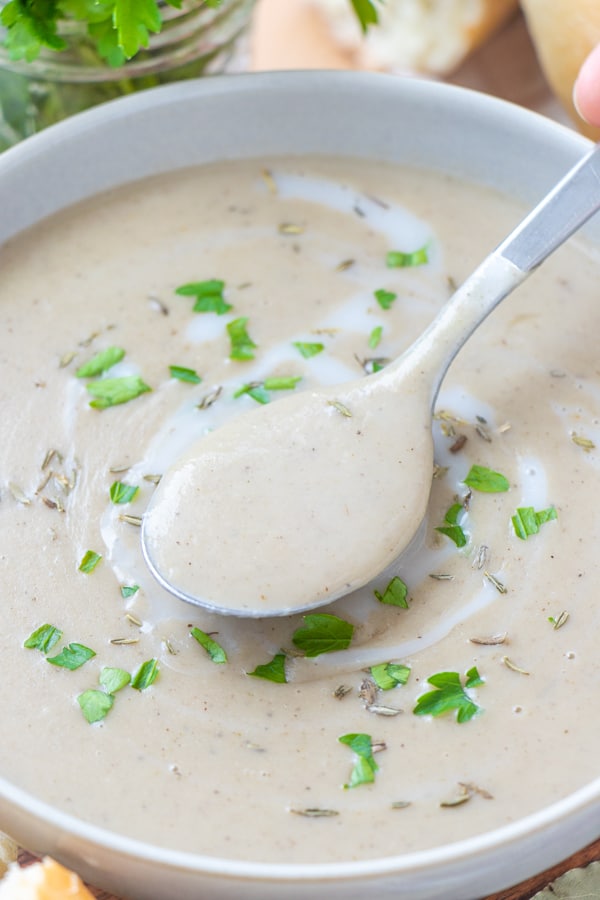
573 43 600 127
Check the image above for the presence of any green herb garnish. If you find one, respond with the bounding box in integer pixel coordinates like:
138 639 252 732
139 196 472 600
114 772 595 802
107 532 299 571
234 376 302 404
120 584 140 599
76 346 125 378
175 278 231 314
512 505 557 540
349 0 380 33
47 642 96 671
79 550 102 573
248 652 287 683
368 326 383 349
190 627 227 664
463 464 509 493
131 658 159 690
24 624 63 653
413 667 483 723
227 317 257 361
77 690 114 724
99 667 131 693
292 614 354 658
293 341 324 359
435 502 468 548
86 375 151 409
371 662 411 690
109 481 139 504
339 733 378 788
374 575 408 608
374 288 397 310
386 246 429 268
169 365 202 384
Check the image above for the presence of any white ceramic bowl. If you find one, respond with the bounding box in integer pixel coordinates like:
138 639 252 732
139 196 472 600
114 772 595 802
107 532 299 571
1 71 599 900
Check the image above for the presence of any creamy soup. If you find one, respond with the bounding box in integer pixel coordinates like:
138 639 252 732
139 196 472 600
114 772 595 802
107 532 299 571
1 158 599 864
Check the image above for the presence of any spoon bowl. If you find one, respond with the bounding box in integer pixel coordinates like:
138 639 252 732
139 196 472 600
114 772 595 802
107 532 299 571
142 142 600 617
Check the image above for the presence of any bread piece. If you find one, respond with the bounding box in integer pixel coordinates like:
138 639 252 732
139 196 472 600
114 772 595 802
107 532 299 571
0 835 18 880
0 857 94 899
520 0 600 139
304 0 519 75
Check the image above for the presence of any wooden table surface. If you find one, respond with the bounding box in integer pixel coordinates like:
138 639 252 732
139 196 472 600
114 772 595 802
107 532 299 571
13 8 600 900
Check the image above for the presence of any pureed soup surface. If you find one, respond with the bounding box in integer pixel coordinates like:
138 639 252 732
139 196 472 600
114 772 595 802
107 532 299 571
1 158 599 864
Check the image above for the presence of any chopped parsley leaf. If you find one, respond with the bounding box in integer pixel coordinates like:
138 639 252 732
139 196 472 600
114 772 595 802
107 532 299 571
131 658 159 690
76 346 125 378
78 689 114 724
374 575 408 608
371 662 411 690
248 652 287 683
190 627 227 664
99 667 131 693
374 288 397 310
293 341 324 359
227 317 257 361
47 642 96 671
435 503 468 548
79 550 102 573
86 375 151 409
24 623 63 653
512 505 557 540
234 376 301 405
350 0 380 33
386 246 429 268
109 481 139 504
175 279 232 315
292 613 354 657
463 464 509 493
368 326 383 349
339 733 378 788
169 365 202 384
413 667 483 723
120 584 140 599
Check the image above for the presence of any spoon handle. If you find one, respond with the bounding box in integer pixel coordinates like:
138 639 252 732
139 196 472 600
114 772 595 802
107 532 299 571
384 142 600 407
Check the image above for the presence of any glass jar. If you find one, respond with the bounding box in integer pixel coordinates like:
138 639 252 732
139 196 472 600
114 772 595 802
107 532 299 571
0 0 253 151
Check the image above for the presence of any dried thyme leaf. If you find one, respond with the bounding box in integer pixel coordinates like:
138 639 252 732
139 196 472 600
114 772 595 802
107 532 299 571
367 704 402 717
548 611 569 630
333 684 352 699
196 385 222 410
119 514 142 526
336 258 355 272
391 800 411 809
571 433 595 451
8 482 30 505
440 784 472 807
289 808 339 818
483 571 507 594
469 633 507 646
125 613 142 626
110 637 139 645
502 656 530 675
261 169 277 194
327 399 352 417
358 678 378 707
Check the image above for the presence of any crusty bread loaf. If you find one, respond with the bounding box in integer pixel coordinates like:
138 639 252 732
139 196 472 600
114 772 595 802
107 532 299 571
0 858 93 899
520 0 600 139
305 0 519 74
0 835 18 880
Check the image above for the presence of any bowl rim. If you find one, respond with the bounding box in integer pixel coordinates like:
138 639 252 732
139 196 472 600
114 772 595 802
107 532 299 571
0 70 598 885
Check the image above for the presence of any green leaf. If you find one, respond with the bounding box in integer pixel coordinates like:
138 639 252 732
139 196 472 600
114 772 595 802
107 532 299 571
78 689 114 724
413 669 483 723
109 481 139 504
86 375 151 409
76 346 125 378
512 505 557 540
371 662 411 691
247 652 287 683
368 326 383 349
120 584 140 598
24 623 63 653
169 365 202 384
386 246 429 268
374 288 397 310
79 550 102 573
349 0 379 33
175 279 231 315
113 0 161 59
47 642 96 670
131 658 159 690
292 341 324 359
292 614 354 658
227 317 257 361
1 0 66 62
190 627 227 664
374 576 408 608
99 667 131 693
263 376 302 391
435 503 468 547
463 464 509 493
339 732 378 788
234 376 301 405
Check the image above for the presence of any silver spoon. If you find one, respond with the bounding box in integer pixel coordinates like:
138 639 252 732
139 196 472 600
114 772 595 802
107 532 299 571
142 142 600 618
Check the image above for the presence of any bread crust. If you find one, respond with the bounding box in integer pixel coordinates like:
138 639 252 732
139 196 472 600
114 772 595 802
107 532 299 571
0 857 94 899
521 0 600 138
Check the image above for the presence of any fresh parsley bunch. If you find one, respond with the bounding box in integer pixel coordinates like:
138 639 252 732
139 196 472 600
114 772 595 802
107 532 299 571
1 0 380 67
